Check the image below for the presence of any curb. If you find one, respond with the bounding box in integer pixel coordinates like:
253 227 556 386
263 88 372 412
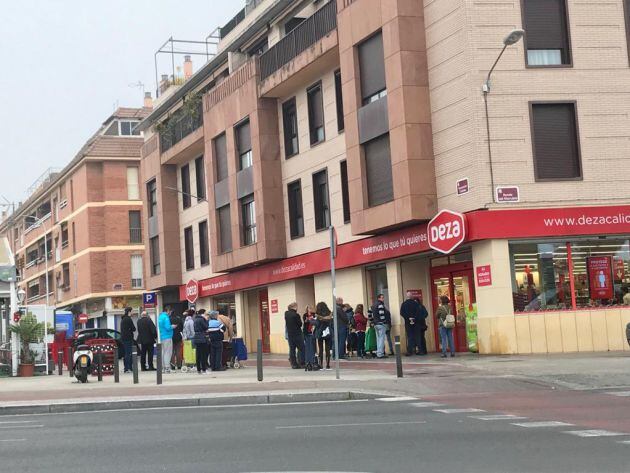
0 390 384 416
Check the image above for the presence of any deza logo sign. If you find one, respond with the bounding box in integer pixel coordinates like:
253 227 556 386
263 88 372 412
185 279 199 304
427 209 467 254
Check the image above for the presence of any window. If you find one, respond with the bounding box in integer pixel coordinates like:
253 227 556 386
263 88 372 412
307 82 325 145
312 169 330 231
195 156 206 201
358 32 387 104
131 255 143 288
61 223 69 248
59 183 67 205
334 70 344 132
62 263 70 289
522 0 571 66
181 164 191 209
129 211 142 243
199 220 210 266
282 98 299 158
214 133 228 182
241 194 257 246
147 180 157 217
126 167 139 200
27 279 40 300
150 236 160 275
247 37 268 57
72 222 76 254
235 120 253 170
26 245 38 266
287 180 304 239
530 102 581 181
184 226 194 271
218 205 232 253
285 17 305 35
120 120 141 136
340 160 351 223
510 239 630 312
364 134 394 207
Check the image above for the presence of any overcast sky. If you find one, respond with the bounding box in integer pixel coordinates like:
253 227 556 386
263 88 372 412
0 0 237 208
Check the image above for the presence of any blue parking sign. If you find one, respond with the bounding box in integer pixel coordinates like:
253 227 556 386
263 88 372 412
143 292 157 308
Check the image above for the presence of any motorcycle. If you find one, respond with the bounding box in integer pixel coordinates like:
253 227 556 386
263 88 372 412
73 344 93 383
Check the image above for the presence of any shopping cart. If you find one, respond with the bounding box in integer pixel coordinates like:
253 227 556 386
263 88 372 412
181 340 196 373
231 338 247 368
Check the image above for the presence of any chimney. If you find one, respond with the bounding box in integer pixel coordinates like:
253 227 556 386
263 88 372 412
143 92 153 109
184 55 193 79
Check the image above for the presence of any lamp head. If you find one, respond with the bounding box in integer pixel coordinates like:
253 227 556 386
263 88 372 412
503 29 525 46
16 287 26 303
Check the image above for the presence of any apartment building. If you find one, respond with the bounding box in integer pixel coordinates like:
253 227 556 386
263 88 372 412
0 105 151 329
139 0 630 355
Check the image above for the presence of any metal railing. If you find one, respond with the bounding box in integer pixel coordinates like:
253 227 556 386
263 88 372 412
159 100 203 153
129 228 142 244
259 0 337 80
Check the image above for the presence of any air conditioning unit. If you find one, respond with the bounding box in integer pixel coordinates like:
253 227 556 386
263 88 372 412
112 283 123 291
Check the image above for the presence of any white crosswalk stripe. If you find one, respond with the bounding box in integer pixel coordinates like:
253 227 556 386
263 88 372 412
563 430 627 438
616 440 630 444
434 408 485 414
470 414 528 421
376 396 418 402
605 391 630 397
409 402 443 408
512 421 573 428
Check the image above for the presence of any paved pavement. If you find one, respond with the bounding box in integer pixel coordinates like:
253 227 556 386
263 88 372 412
3 396 630 472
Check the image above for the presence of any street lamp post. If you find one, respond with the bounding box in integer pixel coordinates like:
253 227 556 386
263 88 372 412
482 29 525 203
12 287 26 377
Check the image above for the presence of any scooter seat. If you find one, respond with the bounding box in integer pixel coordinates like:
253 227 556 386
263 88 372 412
76 344 91 351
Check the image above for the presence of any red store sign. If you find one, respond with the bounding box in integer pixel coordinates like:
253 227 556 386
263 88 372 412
587 256 613 300
427 210 466 255
476 265 492 287
185 279 199 304
270 299 279 314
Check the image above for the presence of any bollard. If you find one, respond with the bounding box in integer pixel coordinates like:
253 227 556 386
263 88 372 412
132 348 138 384
97 353 103 382
68 346 74 378
114 347 120 383
257 339 263 382
156 344 162 385
394 335 403 378
57 350 63 376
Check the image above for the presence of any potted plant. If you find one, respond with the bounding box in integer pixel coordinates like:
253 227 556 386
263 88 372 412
9 314 44 377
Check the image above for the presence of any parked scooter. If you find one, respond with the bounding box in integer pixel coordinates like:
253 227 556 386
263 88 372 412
73 344 93 383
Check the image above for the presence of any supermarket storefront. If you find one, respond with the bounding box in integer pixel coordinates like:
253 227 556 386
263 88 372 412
180 205 630 355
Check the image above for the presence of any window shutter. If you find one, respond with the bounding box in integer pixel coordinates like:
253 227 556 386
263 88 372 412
523 0 570 58
214 134 228 182
288 181 304 238
199 220 209 266
531 103 581 180
358 32 386 101
218 205 232 253
364 134 394 207
195 156 206 200
236 120 251 154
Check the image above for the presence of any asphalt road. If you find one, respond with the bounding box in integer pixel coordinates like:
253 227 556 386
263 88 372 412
2 398 630 473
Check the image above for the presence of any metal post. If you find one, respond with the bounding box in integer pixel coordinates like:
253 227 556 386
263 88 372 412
132 348 138 384
394 335 403 378
114 347 120 383
96 353 103 382
256 339 263 382
42 220 50 376
330 226 340 380
57 350 63 375
156 343 162 385
68 346 73 378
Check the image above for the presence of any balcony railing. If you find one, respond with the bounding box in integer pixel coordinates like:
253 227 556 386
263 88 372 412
219 0 264 39
129 228 142 244
259 0 337 81
159 100 203 153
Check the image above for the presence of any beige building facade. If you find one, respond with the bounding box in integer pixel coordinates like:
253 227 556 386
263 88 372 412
139 0 630 356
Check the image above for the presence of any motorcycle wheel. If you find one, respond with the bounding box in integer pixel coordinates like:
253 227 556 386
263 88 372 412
79 367 89 383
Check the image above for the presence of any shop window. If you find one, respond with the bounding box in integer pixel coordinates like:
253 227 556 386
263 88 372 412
364 133 394 207
235 119 253 171
282 97 299 158
181 164 191 209
334 69 344 132
530 102 581 181
287 180 304 239
195 156 206 201
358 31 387 105
510 239 630 312
307 82 325 146
522 0 571 66
214 133 228 182
184 226 194 270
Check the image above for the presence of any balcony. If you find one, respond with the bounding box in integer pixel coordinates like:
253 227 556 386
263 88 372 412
158 100 203 153
129 227 142 244
259 0 337 81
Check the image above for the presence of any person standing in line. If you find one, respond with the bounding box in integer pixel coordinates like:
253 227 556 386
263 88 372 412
334 297 349 359
370 294 390 359
158 307 176 373
192 309 209 374
400 292 421 356
354 304 368 359
315 301 333 370
182 309 195 341
137 311 157 371
170 310 184 371
416 295 429 356
303 305 319 370
285 302 305 369
120 307 135 373
344 303 356 358
217 308 235 369
207 311 226 371
437 295 455 358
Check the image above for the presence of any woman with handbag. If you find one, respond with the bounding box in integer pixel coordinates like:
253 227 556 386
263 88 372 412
192 309 210 373
315 301 333 370
437 295 455 358
303 305 320 371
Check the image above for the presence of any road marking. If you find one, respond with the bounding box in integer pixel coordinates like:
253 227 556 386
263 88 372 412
409 402 443 408
0 425 43 430
0 421 36 425
512 421 573 428
563 430 627 438
434 408 485 414
376 396 418 402
276 420 427 430
616 440 630 445
606 391 630 397
0 439 26 443
470 415 528 421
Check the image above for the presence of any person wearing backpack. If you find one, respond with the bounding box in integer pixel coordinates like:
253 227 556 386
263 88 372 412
437 295 455 358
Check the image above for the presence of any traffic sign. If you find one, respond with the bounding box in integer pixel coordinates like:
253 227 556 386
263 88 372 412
427 209 466 254
77 313 88 324
185 279 199 304
13 311 21 323
143 292 157 308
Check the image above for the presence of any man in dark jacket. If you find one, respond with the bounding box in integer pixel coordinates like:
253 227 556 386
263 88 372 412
285 302 305 368
170 311 184 370
416 296 429 355
120 307 136 373
370 294 390 359
335 297 349 359
400 292 422 356
137 311 157 371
